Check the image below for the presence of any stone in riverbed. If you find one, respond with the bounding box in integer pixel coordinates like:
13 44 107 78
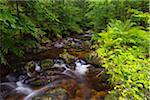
59 51 77 64
33 88 68 100
40 59 54 70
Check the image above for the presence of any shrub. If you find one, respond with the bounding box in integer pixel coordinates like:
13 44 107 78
93 20 149 99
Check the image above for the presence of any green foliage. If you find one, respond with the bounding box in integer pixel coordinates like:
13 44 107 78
0 0 149 99
86 0 116 31
0 0 149 66
128 8 150 29
93 20 149 99
0 0 37 64
0 1 22 64
86 0 149 32
26 0 84 37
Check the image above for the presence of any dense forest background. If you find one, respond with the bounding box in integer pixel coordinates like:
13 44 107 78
0 0 149 99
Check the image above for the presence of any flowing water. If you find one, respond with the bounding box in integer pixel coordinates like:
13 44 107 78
1 58 109 100
0 36 110 100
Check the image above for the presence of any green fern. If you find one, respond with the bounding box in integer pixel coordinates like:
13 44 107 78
93 20 149 99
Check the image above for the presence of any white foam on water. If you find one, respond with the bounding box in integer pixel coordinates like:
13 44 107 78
35 63 41 72
15 81 33 95
75 60 90 75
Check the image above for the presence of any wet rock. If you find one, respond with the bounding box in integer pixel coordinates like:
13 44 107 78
24 61 37 77
54 42 65 48
27 77 49 86
24 61 35 70
34 88 68 100
81 40 91 49
25 38 52 54
40 59 54 70
59 51 77 64
53 38 83 49
23 61 47 85
79 33 92 41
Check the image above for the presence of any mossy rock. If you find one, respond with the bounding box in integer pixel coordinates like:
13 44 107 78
34 88 68 100
82 40 91 49
24 61 35 73
27 78 50 86
40 59 54 70
59 51 76 64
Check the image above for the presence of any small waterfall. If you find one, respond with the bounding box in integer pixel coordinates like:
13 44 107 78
15 81 33 95
0 82 17 99
2 58 94 100
34 61 42 72
24 80 63 100
75 61 90 75
24 59 90 100
0 82 17 89
0 75 33 99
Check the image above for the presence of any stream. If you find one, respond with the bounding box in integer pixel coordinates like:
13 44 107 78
0 36 111 100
